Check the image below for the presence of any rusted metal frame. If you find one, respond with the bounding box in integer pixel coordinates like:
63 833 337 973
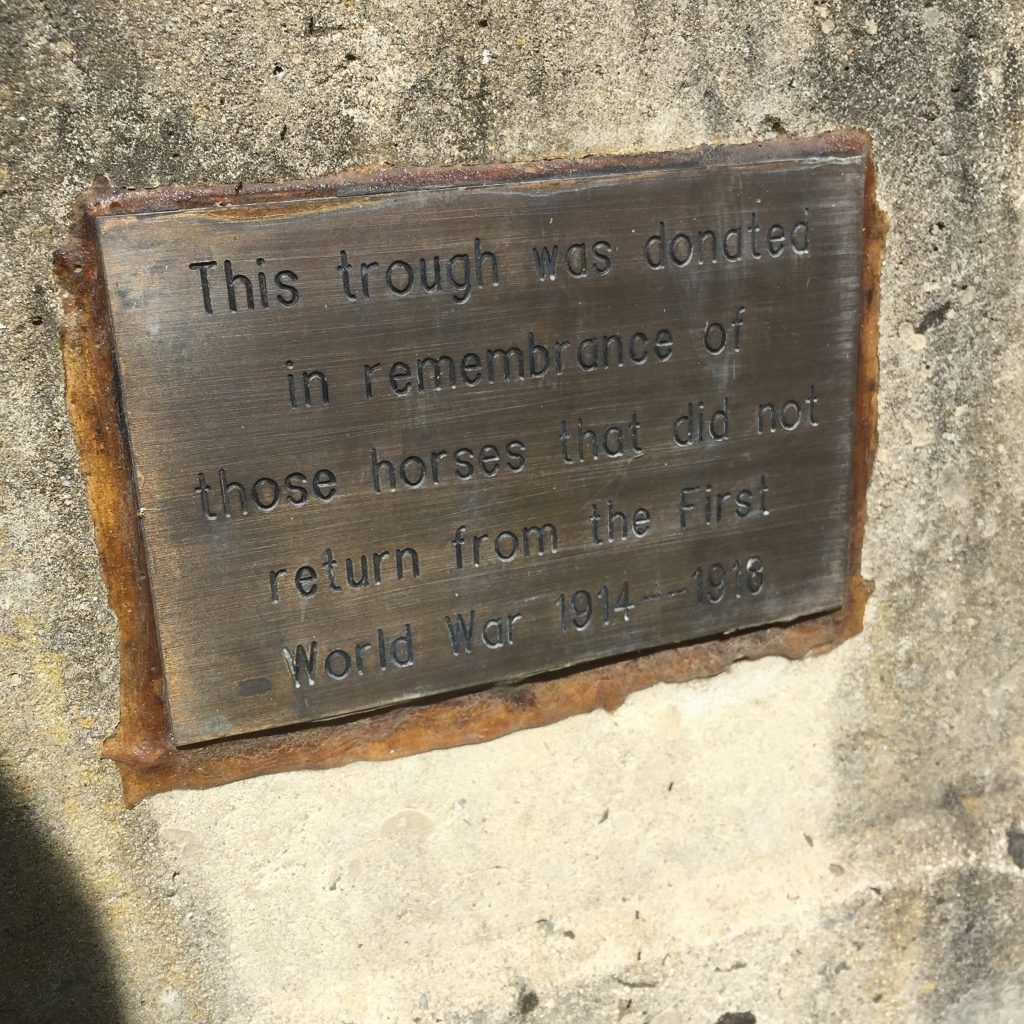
56 131 883 805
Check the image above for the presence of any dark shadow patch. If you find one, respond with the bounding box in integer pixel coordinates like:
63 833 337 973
516 985 539 1015
716 1014 756 1024
916 300 952 334
1006 827 1024 869
0 774 123 1023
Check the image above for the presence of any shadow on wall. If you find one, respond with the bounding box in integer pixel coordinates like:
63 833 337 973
0 772 123 1023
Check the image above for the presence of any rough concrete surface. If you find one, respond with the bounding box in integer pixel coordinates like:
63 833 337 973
1 0 1023 1021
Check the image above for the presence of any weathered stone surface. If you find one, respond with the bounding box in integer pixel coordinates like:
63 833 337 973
1 1 1022 1021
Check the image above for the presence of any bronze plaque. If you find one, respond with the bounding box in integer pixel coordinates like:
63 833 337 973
95 141 867 745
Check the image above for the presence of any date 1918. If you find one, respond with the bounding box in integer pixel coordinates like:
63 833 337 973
692 556 765 604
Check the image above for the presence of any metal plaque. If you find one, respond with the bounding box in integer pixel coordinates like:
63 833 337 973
95 142 867 745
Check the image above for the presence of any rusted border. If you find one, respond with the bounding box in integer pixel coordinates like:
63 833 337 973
55 131 884 806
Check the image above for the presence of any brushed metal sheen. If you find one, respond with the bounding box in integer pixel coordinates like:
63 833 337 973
95 143 867 744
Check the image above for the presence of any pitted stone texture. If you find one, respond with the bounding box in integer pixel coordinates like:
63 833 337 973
1 0 1022 1021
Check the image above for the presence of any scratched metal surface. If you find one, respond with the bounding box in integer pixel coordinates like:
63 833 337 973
96 145 867 744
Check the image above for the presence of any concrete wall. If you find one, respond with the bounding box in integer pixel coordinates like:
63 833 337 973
2 1 1023 1021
